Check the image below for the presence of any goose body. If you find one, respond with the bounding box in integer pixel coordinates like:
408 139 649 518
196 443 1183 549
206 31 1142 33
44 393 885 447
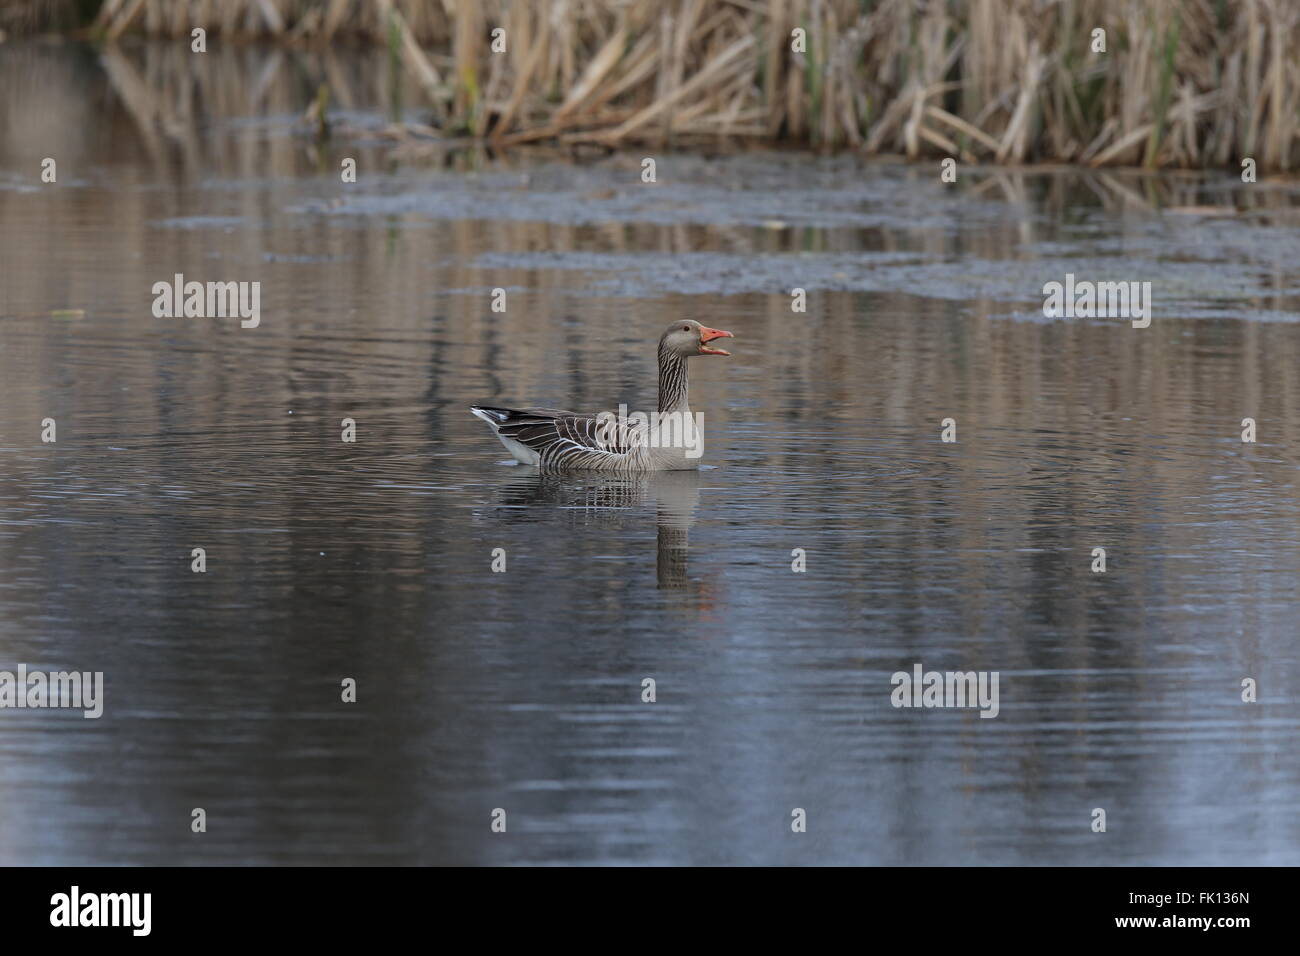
470 320 734 472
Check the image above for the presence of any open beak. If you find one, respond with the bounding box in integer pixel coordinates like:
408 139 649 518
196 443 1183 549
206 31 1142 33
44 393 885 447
698 326 734 356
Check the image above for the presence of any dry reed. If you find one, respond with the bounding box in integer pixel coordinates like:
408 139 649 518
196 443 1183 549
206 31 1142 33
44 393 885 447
46 0 1300 170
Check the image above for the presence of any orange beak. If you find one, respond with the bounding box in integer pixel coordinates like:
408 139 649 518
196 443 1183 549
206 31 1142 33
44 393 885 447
698 325 734 356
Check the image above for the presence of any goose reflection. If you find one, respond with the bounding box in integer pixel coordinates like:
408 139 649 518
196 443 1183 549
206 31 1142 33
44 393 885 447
491 469 703 591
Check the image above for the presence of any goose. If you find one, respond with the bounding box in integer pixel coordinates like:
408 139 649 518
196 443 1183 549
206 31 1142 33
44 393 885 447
470 320 734 471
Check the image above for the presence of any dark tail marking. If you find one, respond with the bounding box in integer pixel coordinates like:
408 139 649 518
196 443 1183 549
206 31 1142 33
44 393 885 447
470 404 511 424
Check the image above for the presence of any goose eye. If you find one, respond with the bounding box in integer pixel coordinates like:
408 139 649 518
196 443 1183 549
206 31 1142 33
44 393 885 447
682 325 690 331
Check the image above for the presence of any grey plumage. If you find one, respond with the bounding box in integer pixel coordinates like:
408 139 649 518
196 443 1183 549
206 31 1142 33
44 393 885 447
470 319 734 472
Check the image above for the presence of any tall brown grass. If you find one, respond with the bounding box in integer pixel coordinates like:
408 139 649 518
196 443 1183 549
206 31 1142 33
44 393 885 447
53 0 1300 170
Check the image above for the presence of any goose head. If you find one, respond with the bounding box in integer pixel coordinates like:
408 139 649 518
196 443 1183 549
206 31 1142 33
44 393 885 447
660 319 734 357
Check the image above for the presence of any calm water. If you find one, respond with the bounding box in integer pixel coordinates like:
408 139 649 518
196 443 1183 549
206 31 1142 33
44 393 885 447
1 42 1298 865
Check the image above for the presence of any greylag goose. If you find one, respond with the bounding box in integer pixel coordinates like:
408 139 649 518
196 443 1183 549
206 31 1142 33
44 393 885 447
470 320 733 471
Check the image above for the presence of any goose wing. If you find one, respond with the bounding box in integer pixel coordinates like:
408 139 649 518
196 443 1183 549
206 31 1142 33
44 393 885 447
470 405 643 466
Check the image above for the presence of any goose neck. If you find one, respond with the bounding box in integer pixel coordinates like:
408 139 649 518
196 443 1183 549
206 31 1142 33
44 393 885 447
657 348 689 413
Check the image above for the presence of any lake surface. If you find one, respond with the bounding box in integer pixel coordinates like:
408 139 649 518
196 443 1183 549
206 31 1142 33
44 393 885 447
1 41 1297 865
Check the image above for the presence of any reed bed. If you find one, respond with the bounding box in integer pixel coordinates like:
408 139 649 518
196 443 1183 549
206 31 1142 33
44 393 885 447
52 0 1300 170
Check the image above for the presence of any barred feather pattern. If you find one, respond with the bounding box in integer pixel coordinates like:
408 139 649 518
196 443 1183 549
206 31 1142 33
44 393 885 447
657 348 688 413
470 350 697 472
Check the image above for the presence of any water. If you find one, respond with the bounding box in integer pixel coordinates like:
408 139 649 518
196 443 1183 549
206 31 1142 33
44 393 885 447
1 41 1298 865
